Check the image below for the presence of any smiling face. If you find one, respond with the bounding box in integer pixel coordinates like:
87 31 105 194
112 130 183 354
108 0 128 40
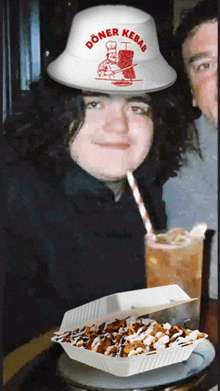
69 93 154 181
182 21 218 125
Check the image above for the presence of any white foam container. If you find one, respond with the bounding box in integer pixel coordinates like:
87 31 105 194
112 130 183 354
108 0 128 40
52 284 207 377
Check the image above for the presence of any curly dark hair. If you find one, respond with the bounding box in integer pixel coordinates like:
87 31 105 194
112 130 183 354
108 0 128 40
170 0 218 128
177 0 218 46
3 75 190 182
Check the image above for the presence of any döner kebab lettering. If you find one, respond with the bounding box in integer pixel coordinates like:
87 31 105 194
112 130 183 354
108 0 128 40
86 29 147 52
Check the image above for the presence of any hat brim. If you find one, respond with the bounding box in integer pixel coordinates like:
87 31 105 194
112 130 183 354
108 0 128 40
47 50 176 94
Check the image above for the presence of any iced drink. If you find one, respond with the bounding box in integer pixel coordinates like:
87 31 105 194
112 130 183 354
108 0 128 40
145 228 205 329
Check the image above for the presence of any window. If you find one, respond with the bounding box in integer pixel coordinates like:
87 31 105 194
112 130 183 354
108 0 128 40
3 0 41 121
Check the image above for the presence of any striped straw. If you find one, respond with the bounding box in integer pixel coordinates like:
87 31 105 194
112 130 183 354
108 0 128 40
127 171 154 235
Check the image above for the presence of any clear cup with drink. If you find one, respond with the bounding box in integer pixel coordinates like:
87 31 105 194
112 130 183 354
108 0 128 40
126 171 207 330
145 225 206 329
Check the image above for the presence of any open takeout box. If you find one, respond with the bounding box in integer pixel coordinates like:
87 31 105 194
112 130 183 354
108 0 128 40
52 284 207 377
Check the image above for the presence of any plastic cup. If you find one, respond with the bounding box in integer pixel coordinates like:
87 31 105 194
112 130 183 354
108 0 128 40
145 228 204 329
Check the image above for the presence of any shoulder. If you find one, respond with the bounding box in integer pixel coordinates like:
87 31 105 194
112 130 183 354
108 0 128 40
162 151 204 209
3 157 53 212
98 59 108 66
165 150 203 181
195 115 217 143
195 114 217 131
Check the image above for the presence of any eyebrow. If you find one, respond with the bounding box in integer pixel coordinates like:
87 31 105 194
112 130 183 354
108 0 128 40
83 91 109 98
83 92 150 103
189 51 214 64
127 96 151 104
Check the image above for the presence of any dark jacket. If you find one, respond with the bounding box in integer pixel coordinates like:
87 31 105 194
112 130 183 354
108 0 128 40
3 157 166 354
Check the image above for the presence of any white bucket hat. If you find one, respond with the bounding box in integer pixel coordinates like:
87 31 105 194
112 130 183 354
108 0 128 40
47 5 176 93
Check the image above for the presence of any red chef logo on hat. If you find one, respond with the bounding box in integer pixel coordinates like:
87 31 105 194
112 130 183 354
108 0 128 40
96 41 143 87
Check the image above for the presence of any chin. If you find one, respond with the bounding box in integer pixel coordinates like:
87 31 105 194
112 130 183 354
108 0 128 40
96 162 145 181
202 104 218 126
92 168 129 181
97 172 127 181
205 112 218 126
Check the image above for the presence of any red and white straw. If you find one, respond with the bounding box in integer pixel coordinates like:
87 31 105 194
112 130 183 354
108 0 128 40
127 171 154 235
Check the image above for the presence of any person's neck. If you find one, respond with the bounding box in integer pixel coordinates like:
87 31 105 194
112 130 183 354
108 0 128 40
105 179 126 202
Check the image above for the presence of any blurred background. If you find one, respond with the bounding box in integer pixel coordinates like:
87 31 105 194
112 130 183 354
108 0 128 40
2 0 200 122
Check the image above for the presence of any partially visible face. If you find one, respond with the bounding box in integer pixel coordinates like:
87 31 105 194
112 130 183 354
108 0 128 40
69 93 154 181
182 21 218 125
108 52 118 63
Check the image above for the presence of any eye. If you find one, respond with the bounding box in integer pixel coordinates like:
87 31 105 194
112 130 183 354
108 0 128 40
197 62 211 71
192 59 217 73
85 101 101 109
130 105 150 115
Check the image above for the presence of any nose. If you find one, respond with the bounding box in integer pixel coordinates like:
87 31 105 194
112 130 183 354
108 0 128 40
104 105 128 133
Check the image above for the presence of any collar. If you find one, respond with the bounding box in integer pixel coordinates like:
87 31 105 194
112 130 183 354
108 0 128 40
61 161 157 214
62 163 114 203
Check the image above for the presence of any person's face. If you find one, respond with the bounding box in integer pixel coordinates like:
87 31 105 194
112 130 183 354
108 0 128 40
69 93 154 181
182 21 218 125
108 52 118 63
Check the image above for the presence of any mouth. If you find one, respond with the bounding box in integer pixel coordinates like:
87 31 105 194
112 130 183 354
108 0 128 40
95 142 130 150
